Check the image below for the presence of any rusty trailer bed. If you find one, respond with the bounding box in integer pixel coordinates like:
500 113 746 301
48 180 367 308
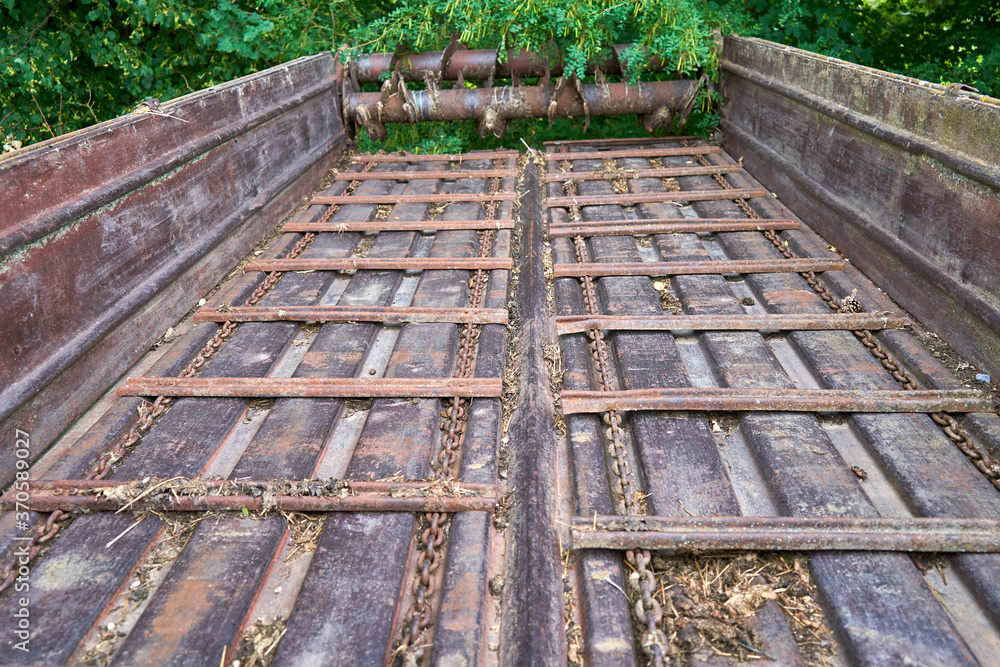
1 37 1000 667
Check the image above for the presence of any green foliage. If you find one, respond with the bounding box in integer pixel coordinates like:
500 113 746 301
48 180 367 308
744 0 999 95
0 0 390 146
2 0 996 152
346 0 741 81
346 0 740 152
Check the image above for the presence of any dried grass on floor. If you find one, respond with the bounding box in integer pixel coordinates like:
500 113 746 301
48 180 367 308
281 511 326 563
651 278 683 314
643 552 835 666
231 616 288 667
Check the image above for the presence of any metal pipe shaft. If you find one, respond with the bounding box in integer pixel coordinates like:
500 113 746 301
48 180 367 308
348 79 697 124
571 515 1000 552
10 493 495 513
560 387 992 414
118 377 503 399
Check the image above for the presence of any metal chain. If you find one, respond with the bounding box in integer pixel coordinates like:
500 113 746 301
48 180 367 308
561 158 667 665
689 146 1000 491
0 161 378 593
396 160 503 664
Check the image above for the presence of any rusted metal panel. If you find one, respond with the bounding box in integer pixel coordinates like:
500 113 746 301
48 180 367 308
193 305 509 325
271 513 416 665
114 516 288 666
720 35 1000 382
572 516 1000 552
553 258 844 277
556 312 908 334
0 53 346 467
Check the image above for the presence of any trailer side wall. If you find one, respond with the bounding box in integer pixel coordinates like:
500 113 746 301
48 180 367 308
0 53 346 465
721 36 1000 381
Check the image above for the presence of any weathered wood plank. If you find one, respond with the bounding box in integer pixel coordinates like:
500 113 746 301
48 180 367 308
112 197 421 665
274 160 492 664
549 160 640 666
667 167 977 665
497 162 567 666
578 155 744 518
429 159 515 667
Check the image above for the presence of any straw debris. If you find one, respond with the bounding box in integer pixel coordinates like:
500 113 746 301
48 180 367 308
281 511 326 563
651 279 683 314
543 343 567 435
231 617 288 667
645 552 835 665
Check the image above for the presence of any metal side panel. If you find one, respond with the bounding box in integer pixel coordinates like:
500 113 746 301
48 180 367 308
719 35 1000 383
0 53 347 477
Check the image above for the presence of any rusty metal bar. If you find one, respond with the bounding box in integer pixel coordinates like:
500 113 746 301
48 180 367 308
348 80 697 126
118 377 503 399
556 313 909 335
16 479 497 493
548 219 799 237
352 151 518 163
552 258 844 278
546 188 767 207
194 305 509 325
334 169 517 180
311 193 516 205
545 166 742 181
246 257 512 272
544 136 700 148
545 146 721 160
2 479 495 513
7 492 494 514
560 387 992 414
570 516 1000 553
284 220 515 233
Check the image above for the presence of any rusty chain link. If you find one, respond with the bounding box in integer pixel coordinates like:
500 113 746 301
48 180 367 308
396 160 503 664
688 145 1000 492
560 156 667 666
0 162 378 594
